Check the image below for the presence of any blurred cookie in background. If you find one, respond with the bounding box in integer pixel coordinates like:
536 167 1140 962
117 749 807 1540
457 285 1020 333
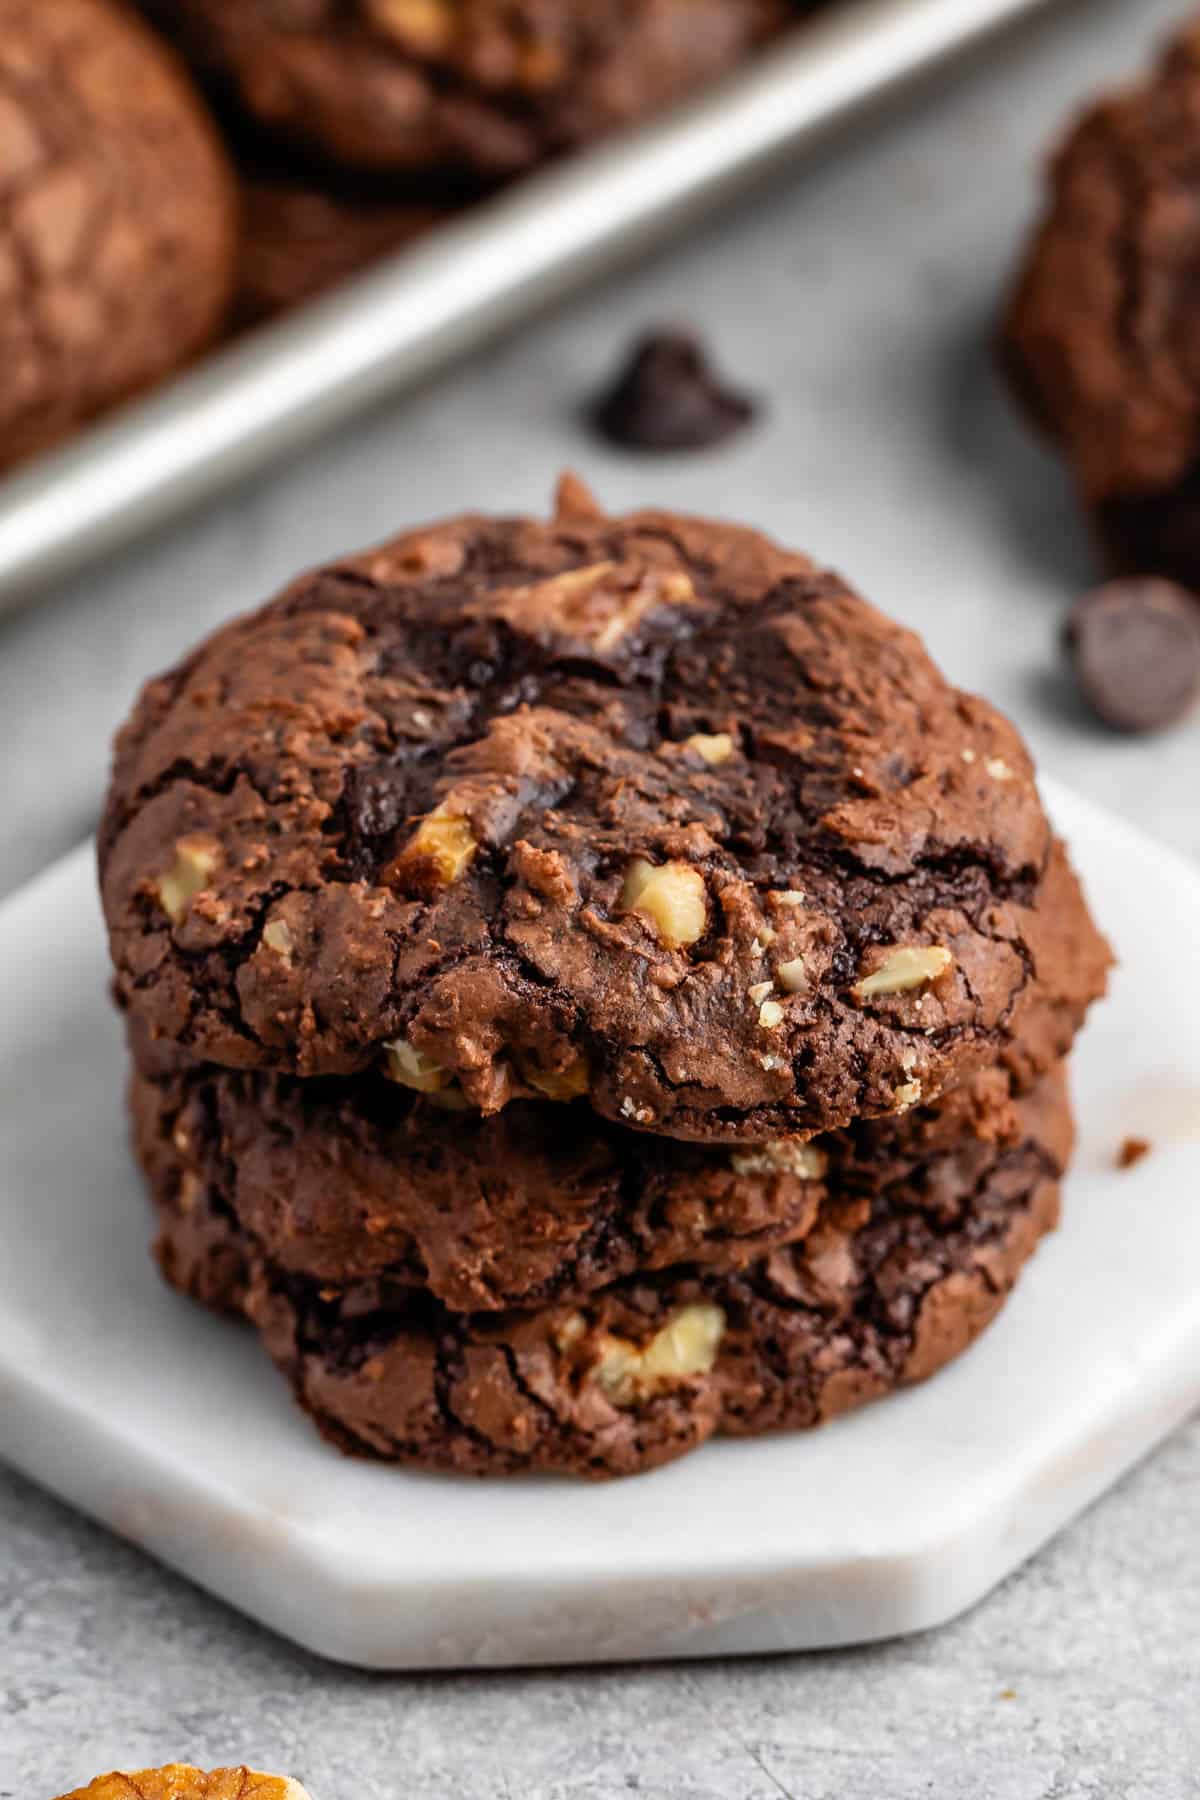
139 0 784 179
1002 17 1200 595
234 169 449 325
0 0 236 473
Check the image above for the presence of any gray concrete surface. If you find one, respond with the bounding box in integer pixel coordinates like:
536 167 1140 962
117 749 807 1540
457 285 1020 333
2 0 1199 1792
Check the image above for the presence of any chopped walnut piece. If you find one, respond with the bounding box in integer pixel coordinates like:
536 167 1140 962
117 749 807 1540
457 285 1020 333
556 1311 587 1350
776 956 807 993
852 945 954 1001
731 1141 826 1179
747 980 774 1004
491 560 697 653
177 1172 201 1216
620 857 707 949
518 37 565 86
685 731 735 765
366 0 454 52
261 918 294 958
758 999 784 1029
773 889 806 907
523 1053 590 1102
893 1080 923 1112
387 805 477 892
425 1087 470 1112
383 1038 453 1093
593 1305 726 1406
154 836 220 925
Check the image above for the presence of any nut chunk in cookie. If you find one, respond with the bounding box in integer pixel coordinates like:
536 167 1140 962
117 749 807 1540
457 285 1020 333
56 1769 311 1800
100 476 1105 1143
0 0 236 473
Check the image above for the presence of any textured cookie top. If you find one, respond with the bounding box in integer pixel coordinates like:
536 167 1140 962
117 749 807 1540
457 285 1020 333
0 0 236 473
1003 23 1200 507
101 477 1063 1142
58 1770 309 1800
144 0 779 177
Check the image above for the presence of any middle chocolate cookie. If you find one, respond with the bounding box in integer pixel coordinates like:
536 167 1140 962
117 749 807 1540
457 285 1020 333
135 1050 1040 1317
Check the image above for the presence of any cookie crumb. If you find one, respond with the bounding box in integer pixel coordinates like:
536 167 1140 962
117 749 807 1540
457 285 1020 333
1117 1136 1152 1169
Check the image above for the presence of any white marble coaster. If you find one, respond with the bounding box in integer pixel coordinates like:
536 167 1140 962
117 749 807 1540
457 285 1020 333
1 781 1197 1669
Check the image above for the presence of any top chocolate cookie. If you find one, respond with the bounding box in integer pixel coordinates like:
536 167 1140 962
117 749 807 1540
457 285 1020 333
144 0 780 179
101 477 1069 1142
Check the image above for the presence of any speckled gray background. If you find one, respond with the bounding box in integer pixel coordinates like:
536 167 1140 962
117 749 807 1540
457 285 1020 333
3 0 1199 1793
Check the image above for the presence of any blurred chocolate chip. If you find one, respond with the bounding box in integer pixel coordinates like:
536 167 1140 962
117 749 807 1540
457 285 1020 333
1066 578 1200 733
590 328 757 452
332 761 411 880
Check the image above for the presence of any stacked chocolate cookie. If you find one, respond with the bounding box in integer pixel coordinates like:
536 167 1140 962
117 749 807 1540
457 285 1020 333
101 477 1110 1478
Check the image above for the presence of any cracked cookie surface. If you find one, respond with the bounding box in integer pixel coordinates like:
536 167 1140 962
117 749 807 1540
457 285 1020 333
142 0 782 179
152 1065 1072 1478
0 0 236 473
100 477 1110 1142
1002 21 1200 586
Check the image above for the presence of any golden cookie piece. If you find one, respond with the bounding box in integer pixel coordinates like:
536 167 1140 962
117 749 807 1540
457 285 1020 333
57 1767 312 1800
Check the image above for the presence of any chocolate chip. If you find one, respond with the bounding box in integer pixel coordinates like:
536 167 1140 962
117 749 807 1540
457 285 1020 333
589 328 757 452
332 762 411 880
1066 579 1200 733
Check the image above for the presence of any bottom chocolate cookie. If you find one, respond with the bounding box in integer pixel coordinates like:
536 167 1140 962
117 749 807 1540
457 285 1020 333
151 1068 1072 1480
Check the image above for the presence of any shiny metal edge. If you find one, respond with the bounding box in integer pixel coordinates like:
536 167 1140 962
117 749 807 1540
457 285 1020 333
0 0 1056 609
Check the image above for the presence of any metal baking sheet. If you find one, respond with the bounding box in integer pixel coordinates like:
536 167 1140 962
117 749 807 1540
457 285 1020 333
0 0 1059 609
